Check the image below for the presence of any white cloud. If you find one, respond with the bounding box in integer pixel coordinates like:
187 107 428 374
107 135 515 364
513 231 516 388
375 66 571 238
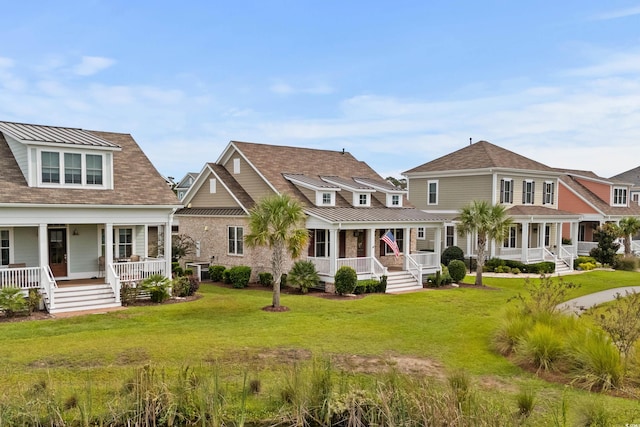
591 5 640 21
73 56 116 76
269 79 334 95
0 57 14 68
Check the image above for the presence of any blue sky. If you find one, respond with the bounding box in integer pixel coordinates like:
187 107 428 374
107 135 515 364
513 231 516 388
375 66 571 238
2 1 640 182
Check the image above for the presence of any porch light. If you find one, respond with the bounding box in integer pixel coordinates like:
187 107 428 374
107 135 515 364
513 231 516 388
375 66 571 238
73 228 79 236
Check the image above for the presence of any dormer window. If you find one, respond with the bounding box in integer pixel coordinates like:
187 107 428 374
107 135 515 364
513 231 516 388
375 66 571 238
358 194 368 205
320 192 334 206
391 195 400 206
613 187 628 206
39 149 104 188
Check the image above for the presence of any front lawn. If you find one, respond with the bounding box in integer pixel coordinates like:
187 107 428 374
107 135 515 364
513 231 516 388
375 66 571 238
0 270 638 424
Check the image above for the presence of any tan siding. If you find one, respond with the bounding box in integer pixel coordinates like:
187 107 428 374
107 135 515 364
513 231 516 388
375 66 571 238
190 171 240 208
223 150 274 201
297 186 316 203
499 174 557 207
410 176 493 210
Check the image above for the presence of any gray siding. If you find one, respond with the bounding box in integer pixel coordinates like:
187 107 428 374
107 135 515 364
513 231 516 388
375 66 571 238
5 135 28 181
69 224 100 274
13 227 39 267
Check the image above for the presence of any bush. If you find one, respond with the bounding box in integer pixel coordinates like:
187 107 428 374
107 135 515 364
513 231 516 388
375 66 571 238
280 273 287 287
183 268 193 277
578 262 597 271
173 266 184 277
27 289 42 313
287 260 320 293
379 275 387 293
525 261 555 274
574 256 597 270
172 275 200 297
516 323 565 372
504 260 526 271
334 266 357 295
354 279 382 294
485 257 506 272
447 260 466 283
426 267 452 287
492 309 534 356
494 265 512 274
140 274 171 303
613 255 638 271
441 245 464 266
0 287 27 317
511 267 521 275
228 266 251 288
258 272 274 287
120 282 139 306
223 269 231 284
208 265 226 282
567 329 622 391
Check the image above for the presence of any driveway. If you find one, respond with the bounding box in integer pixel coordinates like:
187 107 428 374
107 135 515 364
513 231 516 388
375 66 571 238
557 286 640 316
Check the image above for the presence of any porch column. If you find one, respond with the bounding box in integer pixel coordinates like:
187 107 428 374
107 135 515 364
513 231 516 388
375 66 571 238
571 221 579 253
403 227 410 270
521 222 529 263
105 223 114 266
163 220 172 277
540 222 546 248
329 228 339 276
434 227 442 262
556 222 563 253
38 223 47 268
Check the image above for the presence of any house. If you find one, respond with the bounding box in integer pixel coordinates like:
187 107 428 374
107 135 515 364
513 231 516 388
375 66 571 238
173 172 199 201
403 140 582 272
611 166 640 205
557 169 640 255
0 121 181 313
174 141 448 293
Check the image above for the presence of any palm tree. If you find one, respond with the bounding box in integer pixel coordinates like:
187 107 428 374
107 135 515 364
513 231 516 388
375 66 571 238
618 216 640 257
244 194 309 309
457 200 513 286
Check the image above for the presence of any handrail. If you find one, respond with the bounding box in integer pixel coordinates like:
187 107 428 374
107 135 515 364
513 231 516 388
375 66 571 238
371 257 387 280
107 263 121 303
542 248 556 263
559 246 574 270
40 266 57 311
406 255 421 283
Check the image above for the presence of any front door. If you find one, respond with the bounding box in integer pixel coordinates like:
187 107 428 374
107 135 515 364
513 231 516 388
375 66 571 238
48 228 68 277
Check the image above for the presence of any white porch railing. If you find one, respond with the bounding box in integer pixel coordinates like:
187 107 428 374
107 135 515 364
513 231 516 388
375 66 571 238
633 241 640 255
107 263 121 304
578 241 598 255
337 257 374 275
371 257 387 280
0 266 41 289
559 246 574 270
41 266 57 310
309 256 389 280
112 259 167 283
543 248 556 262
562 244 577 257
406 255 421 283
308 257 332 276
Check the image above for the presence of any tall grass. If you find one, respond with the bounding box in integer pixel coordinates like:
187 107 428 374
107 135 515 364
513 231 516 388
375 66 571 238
567 329 622 391
516 323 566 373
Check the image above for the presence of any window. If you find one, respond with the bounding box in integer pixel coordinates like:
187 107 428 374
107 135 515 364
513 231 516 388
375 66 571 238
503 226 517 248
358 194 368 206
578 225 585 242
322 193 332 205
417 227 425 240
522 181 535 204
500 178 513 203
310 229 330 257
427 180 438 205
86 154 103 185
633 193 639 203
544 225 550 246
41 151 60 183
613 187 628 206
228 226 244 255
543 181 554 205
64 153 82 184
391 195 400 206
118 228 133 258
446 225 455 247
209 178 217 193
0 230 9 266
382 229 404 256
233 158 240 174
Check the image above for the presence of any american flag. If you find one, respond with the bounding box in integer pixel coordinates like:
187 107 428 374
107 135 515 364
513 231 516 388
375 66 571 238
381 230 400 258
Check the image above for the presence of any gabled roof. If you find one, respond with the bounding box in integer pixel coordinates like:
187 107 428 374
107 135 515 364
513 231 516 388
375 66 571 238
174 172 199 189
208 163 255 211
403 140 554 174
560 175 640 217
0 125 180 207
611 166 640 186
0 120 121 149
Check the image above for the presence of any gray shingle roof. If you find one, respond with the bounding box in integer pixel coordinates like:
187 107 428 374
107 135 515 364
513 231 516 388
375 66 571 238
560 175 640 217
404 140 554 174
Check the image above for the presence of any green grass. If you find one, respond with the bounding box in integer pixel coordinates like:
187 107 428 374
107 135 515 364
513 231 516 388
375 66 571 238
0 269 639 423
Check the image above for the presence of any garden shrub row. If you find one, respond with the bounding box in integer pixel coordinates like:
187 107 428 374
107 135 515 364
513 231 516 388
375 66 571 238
208 265 252 288
484 258 554 274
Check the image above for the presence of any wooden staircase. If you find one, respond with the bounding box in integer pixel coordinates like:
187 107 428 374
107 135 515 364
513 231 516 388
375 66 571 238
555 258 572 275
385 270 423 293
46 283 121 314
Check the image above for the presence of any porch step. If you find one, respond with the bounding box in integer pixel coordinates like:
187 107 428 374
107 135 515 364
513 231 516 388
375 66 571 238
46 284 120 314
555 260 572 275
385 271 423 294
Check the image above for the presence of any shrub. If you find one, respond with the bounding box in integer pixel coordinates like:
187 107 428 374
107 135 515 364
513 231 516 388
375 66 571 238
613 255 638 271
505 260 526 271
27 289 42 313
0 287 27 317
492 309 534 356
574 256 597 270
228 266 251 288
280 273 288 287
173 266 184 277
494 265 512 274
567 329 622 391
172 275 200 297
485 257 505 272
578 262 596 271
525 261 555 274
441 245 464 266
171 262 180 273
354 279 381 294
184 268 193 276
258 272 274 287
334 266 357 295
223 269 232 284
287 260 320 293
379 275 387 293
208 265 226 282
516 323 565 372
447 260 466 283
140 274 171 303
120 282 139 306
511 267 521 275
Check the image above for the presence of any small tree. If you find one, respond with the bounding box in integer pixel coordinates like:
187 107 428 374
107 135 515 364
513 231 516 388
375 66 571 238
171 234 196 262
244 194 309 309
597 290 640 375
589 223 620 266
334 266 357 295
457 200 513 286
618 217 640 257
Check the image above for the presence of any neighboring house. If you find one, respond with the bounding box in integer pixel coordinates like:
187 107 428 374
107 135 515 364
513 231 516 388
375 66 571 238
174 172 199 201
611 166 640 205
0 121 181 313
175 141 447 293
403 140 581 273
557 169 640 255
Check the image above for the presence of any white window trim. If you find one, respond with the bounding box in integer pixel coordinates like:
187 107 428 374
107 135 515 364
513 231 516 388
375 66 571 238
417 227 425 240
427 180 438 205
354 192 370 207
316 191 335 206
613 186 628 206
37 148 107 189
388 194 402 207
100 227 136 259
209 178 217 194
500 178 513 204
543 181 555 205
503 226 517 248
228 226 244 256
0 228 13 267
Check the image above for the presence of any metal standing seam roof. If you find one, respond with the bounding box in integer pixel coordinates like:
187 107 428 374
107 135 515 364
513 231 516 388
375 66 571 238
174 207 247 216
320 175 376 190
0 121 121 148
283 173 341 189
304 207 449 223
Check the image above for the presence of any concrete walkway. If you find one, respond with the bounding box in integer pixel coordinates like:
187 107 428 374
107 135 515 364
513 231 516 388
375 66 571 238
557 286 640 316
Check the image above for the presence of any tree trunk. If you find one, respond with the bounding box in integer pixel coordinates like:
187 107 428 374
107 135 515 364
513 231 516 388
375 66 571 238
271 242 284 307
475 238 486 286
624 235 632 257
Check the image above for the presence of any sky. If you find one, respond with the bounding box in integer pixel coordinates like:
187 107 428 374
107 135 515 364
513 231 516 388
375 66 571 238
2 1 640 182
